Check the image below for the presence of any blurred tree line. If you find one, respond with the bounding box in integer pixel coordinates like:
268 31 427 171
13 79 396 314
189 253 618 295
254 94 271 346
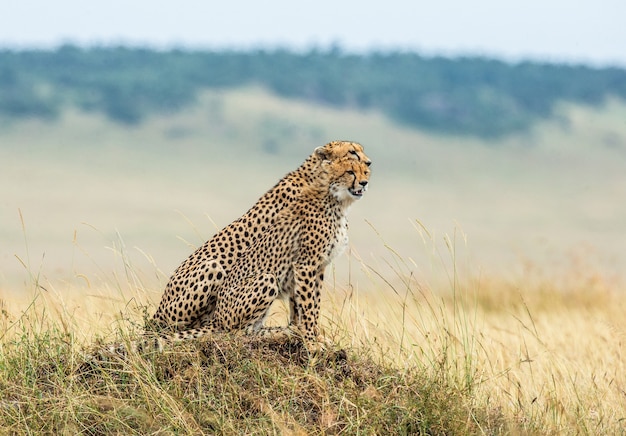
1 45 625 137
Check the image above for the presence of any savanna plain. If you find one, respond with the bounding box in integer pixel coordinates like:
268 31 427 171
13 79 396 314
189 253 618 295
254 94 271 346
1 89 626 434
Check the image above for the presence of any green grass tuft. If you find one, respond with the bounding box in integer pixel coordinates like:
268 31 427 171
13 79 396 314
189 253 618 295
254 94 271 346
1 324 507 435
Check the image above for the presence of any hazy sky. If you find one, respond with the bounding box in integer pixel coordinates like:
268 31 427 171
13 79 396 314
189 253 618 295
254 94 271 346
1 0 625 67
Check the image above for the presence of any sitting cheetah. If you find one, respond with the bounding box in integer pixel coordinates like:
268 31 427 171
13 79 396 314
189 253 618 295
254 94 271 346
151 141 370 331
170 155 371 348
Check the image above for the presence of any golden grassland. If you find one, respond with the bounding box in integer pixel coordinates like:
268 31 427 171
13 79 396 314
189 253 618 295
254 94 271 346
1 232 625 434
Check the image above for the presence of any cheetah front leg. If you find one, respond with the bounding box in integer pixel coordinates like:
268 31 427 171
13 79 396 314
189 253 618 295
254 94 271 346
289 262 325 350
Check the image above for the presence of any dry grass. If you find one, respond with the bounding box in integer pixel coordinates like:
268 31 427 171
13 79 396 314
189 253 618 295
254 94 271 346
1 233 625 434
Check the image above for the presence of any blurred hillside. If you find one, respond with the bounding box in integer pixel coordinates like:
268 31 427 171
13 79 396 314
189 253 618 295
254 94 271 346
2 46 626 137
1 87 625 293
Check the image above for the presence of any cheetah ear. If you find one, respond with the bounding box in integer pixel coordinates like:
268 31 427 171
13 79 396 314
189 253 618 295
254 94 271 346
314 145 331 161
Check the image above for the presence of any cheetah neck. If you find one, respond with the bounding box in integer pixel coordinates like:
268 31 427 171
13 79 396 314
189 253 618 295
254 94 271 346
297 154 323 185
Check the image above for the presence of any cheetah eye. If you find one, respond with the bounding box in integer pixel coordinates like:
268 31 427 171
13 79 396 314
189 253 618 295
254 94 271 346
349 150 358 156
346 170 355 175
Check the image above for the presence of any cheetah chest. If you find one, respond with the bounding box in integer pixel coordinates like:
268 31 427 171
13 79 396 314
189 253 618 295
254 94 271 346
325 215 349 264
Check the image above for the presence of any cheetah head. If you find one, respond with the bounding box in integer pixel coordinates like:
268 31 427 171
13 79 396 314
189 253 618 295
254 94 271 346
327 157 372 203
315 140 371 167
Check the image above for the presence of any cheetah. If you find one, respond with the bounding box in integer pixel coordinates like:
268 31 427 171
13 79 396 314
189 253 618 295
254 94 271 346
170 155 371 348
151 141 371 332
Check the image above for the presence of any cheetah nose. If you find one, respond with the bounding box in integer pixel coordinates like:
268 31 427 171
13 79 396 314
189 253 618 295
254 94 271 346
359 180 368 187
